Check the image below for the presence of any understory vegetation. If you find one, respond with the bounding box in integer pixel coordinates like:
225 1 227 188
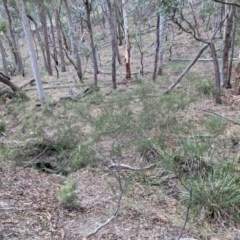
1 77 240 228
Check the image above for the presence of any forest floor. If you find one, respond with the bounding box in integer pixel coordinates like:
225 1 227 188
1 26 240 240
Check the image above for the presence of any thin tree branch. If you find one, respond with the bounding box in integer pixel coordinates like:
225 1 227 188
178 187 192 240
212 0 240 8
86 165 123 239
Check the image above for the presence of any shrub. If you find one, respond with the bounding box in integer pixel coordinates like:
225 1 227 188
196 81 215 95
57 179 78 207
181 163 240 220
70 144 97 171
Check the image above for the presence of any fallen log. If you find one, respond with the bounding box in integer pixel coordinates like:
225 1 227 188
0 73 29 100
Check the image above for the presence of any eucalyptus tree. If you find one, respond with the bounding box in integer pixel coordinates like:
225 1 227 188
105 0 118 89
153 7 166 80
53 0 66 72
83 0 98 89
39 1 53 76
0 20 8 75
210 0 240 90
161 0 225 103
17 0 46 104
64 0 83 82
2 0 24 76
122 0 131 81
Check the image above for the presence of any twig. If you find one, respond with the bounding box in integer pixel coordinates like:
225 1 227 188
201 109 240 125
86 165 123 239
178 187 192 240
108 162 156 171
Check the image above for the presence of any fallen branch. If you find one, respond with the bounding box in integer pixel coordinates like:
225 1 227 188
108 162 156 171
201 109 240 125
164 44 209 94
86 166 123 239
20 78 35 89
0 73 29 100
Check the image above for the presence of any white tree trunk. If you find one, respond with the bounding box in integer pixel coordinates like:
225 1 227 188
121 0 131 81
18 0 46 104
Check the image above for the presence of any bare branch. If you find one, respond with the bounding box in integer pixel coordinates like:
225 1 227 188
86 166 123 239
178 187 192 240
164 44 209 94
200 109 240 125
212 0 240 8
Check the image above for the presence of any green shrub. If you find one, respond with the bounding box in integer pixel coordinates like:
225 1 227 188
57 179 78 207
70 144 97 171
196 81 215 95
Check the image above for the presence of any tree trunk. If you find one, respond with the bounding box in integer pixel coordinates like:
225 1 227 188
26 15 47 73
47 10 58 74
53 0 66 73
221 4 234 88
106 0 117 89
210 42 221 104
235 52 240 95
227 7 237 88
3 0 24 76
121 0 131 81
0 38 8 76
157 13 166 76
153 14 160 81
40 3 53 76
83 0 98 89
153 12 166 80
64 0 83 82
17 0 46 104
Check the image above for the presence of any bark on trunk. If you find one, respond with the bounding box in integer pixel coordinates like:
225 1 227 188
84 0 98 89
221 4 234 88
64 0 83 82
210 42 222 104
235 52 240 95
26 15 48 74
53 0 66 73
106 0 117 89
153 15 160 81
3 0 24 76
40 3 53 76
0 38 8 76
227 7 237 88
122 0 131 81
17 0 46 104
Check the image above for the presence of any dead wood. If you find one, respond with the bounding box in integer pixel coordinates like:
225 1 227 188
86 167 123 239
201 109 240 125
0 73 29 100
108 162 156 171
20 78 35 89
164 44 209 94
